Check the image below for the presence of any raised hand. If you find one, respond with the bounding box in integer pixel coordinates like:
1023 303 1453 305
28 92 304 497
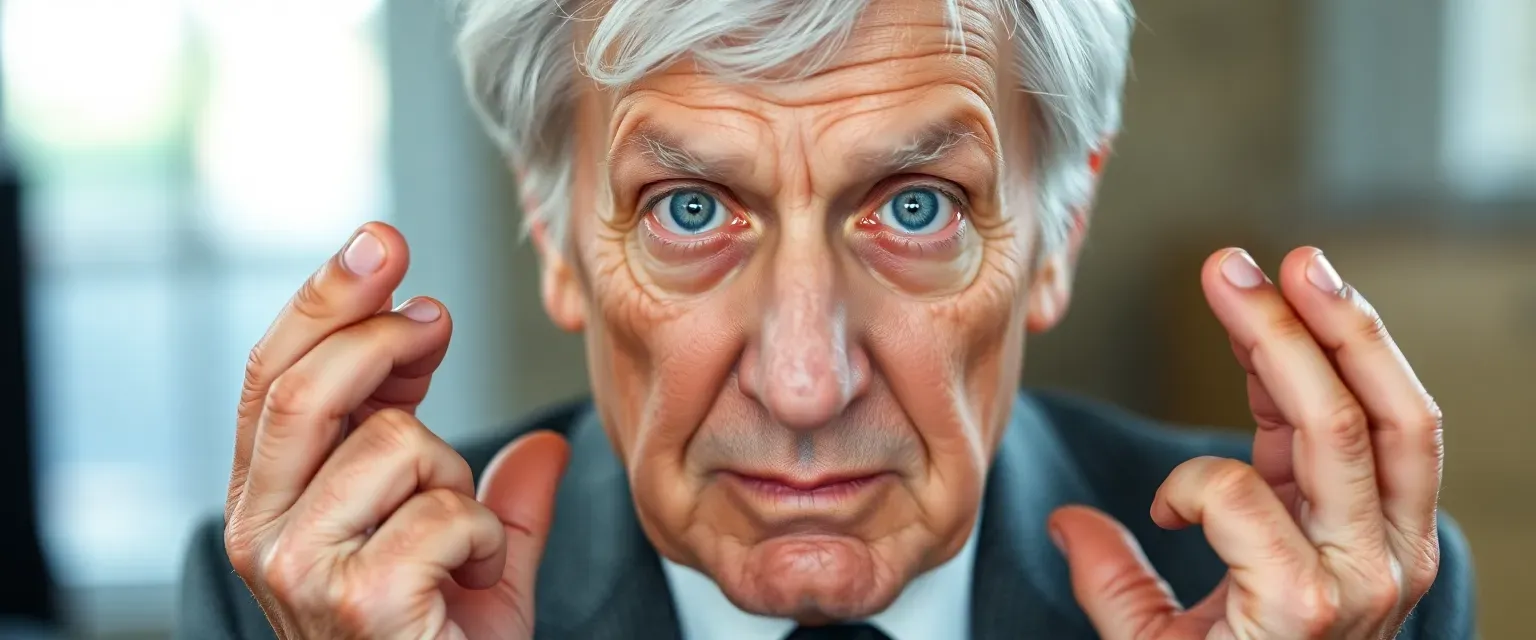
1050 247 1444 639
221 222 570 639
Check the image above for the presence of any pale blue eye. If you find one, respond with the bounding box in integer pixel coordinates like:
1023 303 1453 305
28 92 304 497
878 187 952 234
652 189 724 234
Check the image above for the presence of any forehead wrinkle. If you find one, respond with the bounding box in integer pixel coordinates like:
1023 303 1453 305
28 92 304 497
816 104 998 190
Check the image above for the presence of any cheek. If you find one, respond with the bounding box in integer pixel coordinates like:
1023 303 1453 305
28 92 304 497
858 232 1031 477
581 244 747 521
631 224 757 295
849 218 984 296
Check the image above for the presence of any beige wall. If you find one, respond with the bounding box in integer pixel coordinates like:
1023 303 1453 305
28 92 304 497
1022 0 1304 411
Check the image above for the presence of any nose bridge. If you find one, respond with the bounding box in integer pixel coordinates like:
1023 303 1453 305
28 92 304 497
754 220 854 430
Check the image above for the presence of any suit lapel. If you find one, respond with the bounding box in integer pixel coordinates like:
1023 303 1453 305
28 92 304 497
969 394 1098 639
532 407 682 640
532 394 1098 639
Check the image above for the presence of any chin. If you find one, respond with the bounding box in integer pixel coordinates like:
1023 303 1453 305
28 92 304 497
714 533 907 621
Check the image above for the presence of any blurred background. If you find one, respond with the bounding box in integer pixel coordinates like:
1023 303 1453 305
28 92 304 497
0 0 1528 637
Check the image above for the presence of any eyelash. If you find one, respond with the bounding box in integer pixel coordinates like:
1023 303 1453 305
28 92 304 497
637 178 972 232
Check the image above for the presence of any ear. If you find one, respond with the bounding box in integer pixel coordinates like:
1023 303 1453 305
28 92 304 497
530 220 587 333
1026 143 1110 334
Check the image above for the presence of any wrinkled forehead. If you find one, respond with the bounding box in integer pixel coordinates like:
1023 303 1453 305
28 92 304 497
571 0 1016 127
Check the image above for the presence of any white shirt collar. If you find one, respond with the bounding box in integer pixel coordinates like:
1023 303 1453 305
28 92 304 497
660 517 981 640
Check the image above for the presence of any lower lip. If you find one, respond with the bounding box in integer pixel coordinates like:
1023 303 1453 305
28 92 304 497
725 472 891 504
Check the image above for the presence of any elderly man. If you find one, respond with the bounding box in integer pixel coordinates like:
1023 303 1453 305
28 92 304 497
179 0 1473 638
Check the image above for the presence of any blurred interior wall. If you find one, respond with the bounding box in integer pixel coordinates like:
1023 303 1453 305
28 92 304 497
383 0 586 442
1021 0 1305 411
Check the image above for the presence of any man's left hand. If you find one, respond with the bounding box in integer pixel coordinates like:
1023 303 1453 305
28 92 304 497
1050 246 1444 639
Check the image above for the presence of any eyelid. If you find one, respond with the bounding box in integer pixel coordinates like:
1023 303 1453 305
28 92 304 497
639 180 737 217
864 179 971 233
873 177 970 216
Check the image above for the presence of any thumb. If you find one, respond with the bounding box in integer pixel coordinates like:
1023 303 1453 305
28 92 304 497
478 430 571 596
1049 505 1180 639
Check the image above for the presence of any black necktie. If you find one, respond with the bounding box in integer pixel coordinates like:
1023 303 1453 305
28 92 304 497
784 623 892 640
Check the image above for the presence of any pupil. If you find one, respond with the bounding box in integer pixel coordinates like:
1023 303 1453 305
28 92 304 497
669 190 716 232
892 189 939 230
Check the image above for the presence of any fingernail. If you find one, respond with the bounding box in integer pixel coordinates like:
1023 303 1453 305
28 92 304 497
1220 250 1265 289
341 231 385 275
397 298 440 323
1048 524 1067 554
1306 252 1345 295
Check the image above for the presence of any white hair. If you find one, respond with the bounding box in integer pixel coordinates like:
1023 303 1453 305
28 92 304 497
451 0 1134 251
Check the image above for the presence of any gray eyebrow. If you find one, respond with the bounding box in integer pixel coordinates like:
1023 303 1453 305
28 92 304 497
620 127 748 181
856 121 983 174
639 133 712 176
622 120 983 181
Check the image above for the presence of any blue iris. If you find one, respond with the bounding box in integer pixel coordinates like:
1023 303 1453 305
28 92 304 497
668 190 717 232
887 188 941 231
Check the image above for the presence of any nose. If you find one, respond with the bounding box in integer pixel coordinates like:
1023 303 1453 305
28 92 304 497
738 232 869 431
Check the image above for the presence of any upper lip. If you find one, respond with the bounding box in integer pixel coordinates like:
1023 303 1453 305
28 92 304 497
723 470 888 491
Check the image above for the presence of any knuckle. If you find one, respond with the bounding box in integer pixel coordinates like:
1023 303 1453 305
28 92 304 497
1404 537 1442 597
1098 565 1174 617
1205 459 1262 506
1407 396 1445 440
1351 305 1391 344
329 575 380 633
290 271 335 321
1268 311 1315 343
420 487 471 520
239 345 273 414
358 408 428 453
1359 571 1402 622
257 536 316 603
1311 401 1372 456
264 370 323 423
1290 580 1341 635
223 521 258 577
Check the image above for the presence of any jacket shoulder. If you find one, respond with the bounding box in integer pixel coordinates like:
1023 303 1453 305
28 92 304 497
455 398 591 481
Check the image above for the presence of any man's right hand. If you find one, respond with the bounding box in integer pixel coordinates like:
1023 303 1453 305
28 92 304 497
221 222 571 640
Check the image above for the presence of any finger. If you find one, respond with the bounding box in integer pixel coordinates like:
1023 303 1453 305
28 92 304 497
287 408 474 546
1049 505 1181 639
1274 247 1443 545
352 298 454 423
242 303 452 521
1238 365 1302 516
232 222 409 504
477 431 570 599
358 488 507 591
1203 249 1384 550
1151 457 1333 637
1230 336 1303 516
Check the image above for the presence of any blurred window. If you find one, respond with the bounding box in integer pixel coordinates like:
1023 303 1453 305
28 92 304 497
1443 0 1536 200
2 0 388 593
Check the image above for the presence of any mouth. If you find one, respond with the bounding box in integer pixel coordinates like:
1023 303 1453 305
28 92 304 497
722 470 893 504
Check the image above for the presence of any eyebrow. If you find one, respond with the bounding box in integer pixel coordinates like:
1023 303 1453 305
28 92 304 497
852 120 986 175
619 125 751 182
617 118 988 183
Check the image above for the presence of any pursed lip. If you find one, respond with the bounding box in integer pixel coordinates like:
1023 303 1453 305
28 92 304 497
720 470 894 501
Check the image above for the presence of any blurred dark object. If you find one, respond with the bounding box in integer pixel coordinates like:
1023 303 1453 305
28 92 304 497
0 156 58 630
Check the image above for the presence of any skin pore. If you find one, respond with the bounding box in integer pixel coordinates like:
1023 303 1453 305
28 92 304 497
533 0 1093 622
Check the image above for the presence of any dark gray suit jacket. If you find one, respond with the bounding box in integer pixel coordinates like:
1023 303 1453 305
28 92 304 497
178 392 1475 639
